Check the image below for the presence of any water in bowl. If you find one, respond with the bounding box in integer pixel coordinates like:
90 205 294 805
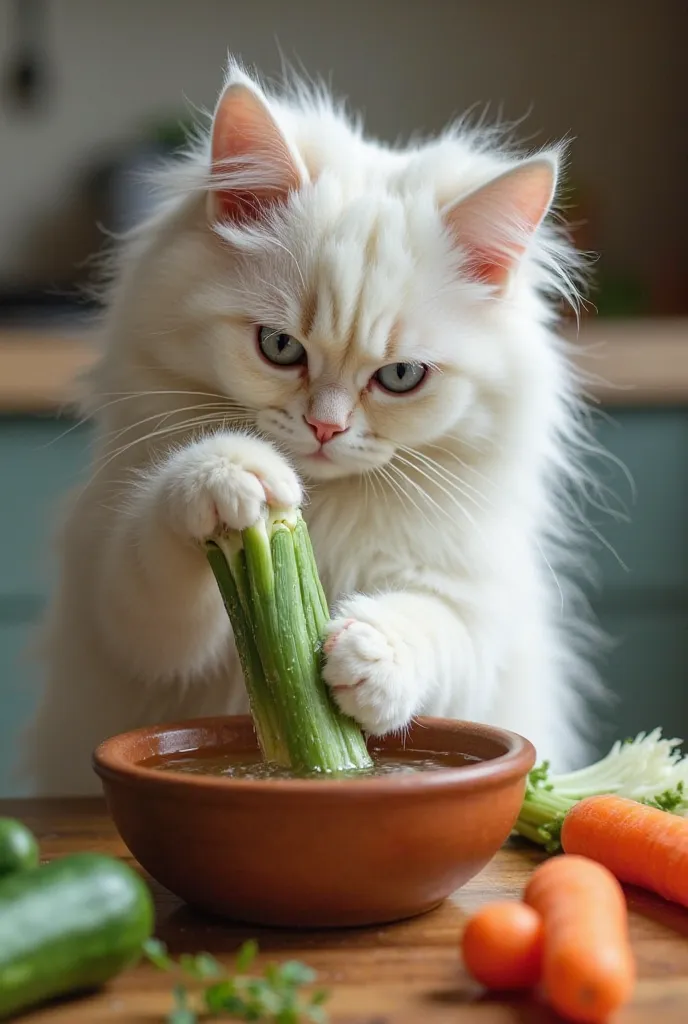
140 747 480 779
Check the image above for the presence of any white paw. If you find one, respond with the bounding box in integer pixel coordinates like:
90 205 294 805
322 597 417 735
157 434 301 542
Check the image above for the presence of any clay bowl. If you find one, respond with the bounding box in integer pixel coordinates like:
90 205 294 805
93 714 534 928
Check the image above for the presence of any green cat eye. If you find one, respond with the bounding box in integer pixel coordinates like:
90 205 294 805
375 362 427 394
258 326 306 366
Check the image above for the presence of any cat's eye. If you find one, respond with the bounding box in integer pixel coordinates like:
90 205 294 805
375 362 427 394
257 326 306 367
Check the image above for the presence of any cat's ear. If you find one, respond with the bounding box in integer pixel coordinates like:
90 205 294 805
442 156 557 292
208 69 307 224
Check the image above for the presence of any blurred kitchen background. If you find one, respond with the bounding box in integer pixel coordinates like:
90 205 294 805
0 0 687 793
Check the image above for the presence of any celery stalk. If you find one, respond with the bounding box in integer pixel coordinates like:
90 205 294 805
293 516 329 626
207 510 372 774
206 540 287 765
289 517 377 768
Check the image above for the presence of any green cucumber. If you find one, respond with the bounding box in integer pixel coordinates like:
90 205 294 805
0 818 39 878
0 852 154 1019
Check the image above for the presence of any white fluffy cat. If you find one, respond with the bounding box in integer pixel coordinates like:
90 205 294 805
22 60 597 795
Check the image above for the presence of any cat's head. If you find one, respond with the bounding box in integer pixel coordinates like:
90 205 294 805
134 63 575 482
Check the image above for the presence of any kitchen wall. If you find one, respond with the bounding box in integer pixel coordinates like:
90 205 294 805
0 0 686 298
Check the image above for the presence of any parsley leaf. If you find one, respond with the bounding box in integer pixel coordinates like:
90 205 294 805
144 938 329 1022
167 984 197 1024
143 938 176 972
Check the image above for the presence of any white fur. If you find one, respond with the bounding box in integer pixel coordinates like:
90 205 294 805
20 61 598 795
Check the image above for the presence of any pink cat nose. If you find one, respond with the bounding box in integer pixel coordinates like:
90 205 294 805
304 414 349 445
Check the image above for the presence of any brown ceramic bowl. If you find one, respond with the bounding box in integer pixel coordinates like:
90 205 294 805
93 715 534 928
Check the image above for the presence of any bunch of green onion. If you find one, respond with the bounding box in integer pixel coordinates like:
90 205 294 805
206 507 372 775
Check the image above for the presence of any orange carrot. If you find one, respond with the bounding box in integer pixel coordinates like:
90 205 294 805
561 793 688 907
525 855 635 1023
461 901 543 990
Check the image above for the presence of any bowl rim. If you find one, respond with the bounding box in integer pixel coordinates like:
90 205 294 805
93 715 536 800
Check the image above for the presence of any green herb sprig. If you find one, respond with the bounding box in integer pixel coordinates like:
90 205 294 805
144 938 329 1024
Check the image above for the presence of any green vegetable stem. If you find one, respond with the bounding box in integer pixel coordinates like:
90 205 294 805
206 507 372 775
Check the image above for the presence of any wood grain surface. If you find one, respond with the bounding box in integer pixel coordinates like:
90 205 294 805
1 798 687 1022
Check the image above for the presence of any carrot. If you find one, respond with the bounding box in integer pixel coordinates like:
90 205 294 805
561 793 688 907
525 855 635 1023
461 901 543 990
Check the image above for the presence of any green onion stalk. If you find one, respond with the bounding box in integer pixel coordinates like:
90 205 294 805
515 728 688 852
206 507 372 775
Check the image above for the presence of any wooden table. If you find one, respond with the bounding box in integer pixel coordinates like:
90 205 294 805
2 799 688 1023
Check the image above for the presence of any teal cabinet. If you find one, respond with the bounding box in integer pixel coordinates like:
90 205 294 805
0 418 91 796
0 623 37 796
593 608 688 748
585 411 688 591
0 408 687 794
0 419 91 595
584 410 688 754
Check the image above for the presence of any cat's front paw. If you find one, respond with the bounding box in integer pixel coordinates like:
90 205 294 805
322 596 417 734
158 434 301 542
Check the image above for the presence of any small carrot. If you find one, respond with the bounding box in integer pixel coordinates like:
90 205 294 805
461 901 543 990
561 793 688 907
525 855 635 1023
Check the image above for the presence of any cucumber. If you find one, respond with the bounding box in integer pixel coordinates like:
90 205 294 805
0 818 39 879
0 852 154 1019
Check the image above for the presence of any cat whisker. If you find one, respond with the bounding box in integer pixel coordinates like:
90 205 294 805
376 464 419 519
42 389 244 448
360 467 371 515
366 468 382 504
100 402 236 449
84 412 252 494
383 463 439 530
95 412 245 466
388 464 450 524
440 431 490 457
370 464 398 507
396 445 492 513
421 442 495 492
392 453 480 530
389 460 491 550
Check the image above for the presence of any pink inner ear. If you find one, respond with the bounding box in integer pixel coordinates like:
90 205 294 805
210 84 303 224
464 247 514 289
443 159 556 289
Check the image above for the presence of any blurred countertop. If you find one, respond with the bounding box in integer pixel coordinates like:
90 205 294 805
0 318 687 414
